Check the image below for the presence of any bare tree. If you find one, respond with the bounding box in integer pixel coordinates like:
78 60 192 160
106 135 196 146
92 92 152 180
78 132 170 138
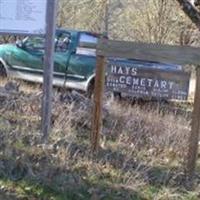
110 0 194 44
176 0 200 29
57 0 109 32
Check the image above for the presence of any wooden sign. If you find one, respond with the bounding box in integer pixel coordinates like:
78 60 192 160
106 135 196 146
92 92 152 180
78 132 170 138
92 37 200 181
97 39 200 65
106 61 190 100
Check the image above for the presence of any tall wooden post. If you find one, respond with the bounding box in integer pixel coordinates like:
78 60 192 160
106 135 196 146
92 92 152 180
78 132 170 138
42 0 57 141
186 66 200 179
104 0 109 36
91 55 106 152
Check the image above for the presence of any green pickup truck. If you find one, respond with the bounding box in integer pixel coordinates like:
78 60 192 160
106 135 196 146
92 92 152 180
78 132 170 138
0 28 183 97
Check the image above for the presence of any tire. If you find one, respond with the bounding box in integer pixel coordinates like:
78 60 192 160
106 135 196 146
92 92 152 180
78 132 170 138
86 80 94 99
0 62 7 77
113 91 122 100
87 80 122 100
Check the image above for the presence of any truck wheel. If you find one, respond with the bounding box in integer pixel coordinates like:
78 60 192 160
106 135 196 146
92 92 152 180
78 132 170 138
87 81 94 99
0 62 7 77
113 91 122 100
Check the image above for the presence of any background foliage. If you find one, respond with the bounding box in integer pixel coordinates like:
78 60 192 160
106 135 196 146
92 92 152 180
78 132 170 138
1 0 200 46
57 0 200 45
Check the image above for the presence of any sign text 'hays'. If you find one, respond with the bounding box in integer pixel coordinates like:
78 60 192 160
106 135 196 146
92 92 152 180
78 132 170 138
106 63 190 100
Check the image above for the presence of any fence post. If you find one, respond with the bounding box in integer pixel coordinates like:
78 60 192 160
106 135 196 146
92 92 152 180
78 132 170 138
186 65 200 179
41 0 57 141
91 55 106 153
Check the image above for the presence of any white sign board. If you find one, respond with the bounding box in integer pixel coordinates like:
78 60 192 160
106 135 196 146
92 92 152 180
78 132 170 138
0 0 47 35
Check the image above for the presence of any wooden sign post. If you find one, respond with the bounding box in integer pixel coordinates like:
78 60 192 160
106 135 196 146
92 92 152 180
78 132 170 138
91 55 106 152
106 62 190 101
92 38 200 179
186 66 200 179
41 0 57 141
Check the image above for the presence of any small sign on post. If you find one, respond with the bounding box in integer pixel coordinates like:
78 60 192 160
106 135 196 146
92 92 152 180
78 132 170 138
0 0 57 141
0 0 47 35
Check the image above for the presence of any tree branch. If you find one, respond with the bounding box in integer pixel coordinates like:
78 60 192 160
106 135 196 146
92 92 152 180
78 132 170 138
176 0 200 29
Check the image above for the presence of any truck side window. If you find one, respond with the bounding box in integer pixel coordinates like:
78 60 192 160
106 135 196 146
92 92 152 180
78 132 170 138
55 33 71 52
78 33 98 48
77 33 98 56
24 37 45 51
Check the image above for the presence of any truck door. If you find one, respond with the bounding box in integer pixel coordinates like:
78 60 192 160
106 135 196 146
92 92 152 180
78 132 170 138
67 32 98 80
54 31 72 78
9 37 44 73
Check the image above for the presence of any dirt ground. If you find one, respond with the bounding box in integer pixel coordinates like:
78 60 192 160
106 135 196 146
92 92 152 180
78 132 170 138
0 80 199 200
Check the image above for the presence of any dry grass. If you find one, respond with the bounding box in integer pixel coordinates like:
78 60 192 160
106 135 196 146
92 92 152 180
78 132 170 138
0 80 199 200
